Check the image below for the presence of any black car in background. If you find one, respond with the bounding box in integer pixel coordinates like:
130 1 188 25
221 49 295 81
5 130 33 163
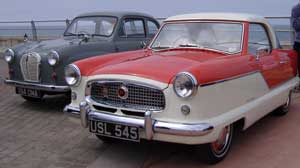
3 11 160 101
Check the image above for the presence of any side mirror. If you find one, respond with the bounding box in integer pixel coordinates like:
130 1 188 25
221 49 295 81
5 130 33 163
255 46 270 61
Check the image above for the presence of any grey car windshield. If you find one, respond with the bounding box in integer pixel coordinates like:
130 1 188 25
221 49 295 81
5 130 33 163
151 22 243 54
65 17 117 36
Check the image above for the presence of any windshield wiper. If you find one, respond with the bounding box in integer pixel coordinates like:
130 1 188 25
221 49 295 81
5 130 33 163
151 46 172 50
178 44 199 48
64 32 77 36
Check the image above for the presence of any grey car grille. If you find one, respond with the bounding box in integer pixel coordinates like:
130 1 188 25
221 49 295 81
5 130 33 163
90 81 165 111
20 52 41 82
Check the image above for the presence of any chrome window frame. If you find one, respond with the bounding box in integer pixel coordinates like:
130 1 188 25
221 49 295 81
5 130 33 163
149 20 245 55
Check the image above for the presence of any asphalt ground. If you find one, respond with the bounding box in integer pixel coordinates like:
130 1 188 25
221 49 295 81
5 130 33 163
1 58 300 168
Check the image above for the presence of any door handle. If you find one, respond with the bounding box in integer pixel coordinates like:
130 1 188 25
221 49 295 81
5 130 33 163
279 61 288 64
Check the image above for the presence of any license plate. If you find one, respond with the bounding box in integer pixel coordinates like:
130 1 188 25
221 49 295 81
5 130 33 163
89 120 140 142
16 87 41 98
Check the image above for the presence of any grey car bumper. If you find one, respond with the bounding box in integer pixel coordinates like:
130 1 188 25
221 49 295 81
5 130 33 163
64 102 214 140
5 79 70 92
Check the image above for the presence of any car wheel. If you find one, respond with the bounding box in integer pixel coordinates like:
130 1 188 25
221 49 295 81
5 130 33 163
202 124 234 164
21 95 43 102
273 91 292 116
95 135 118 143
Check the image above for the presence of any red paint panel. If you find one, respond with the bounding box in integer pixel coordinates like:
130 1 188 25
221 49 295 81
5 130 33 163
75 47 296 88
258 49 296 88
76 48 260 85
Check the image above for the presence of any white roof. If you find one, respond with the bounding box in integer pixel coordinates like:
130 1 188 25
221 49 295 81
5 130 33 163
166 13 268 23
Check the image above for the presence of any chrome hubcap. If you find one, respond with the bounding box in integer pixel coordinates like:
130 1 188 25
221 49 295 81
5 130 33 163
211 126 231 155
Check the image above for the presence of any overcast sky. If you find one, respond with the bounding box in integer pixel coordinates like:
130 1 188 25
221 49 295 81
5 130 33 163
0 0 299 21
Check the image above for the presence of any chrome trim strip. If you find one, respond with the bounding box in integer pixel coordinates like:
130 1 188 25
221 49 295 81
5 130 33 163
89 79 164 90
173 72 198 98
144 111 154 140
200 70 260 87
79 101 214 138
20 52 41 82
4 79 70 92
149 21 245 55
65 64 81 86
80 101 90 128
153 121 214 136
64 105 80 118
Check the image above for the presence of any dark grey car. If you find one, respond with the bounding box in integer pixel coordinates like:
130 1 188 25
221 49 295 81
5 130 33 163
3 11 160 101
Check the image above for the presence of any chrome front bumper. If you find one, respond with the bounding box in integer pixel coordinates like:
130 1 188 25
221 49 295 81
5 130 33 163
5 79 70 92
64 102 214 140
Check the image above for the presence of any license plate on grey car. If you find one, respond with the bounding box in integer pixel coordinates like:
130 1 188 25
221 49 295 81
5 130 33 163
16 87 41 98
89 120 140 142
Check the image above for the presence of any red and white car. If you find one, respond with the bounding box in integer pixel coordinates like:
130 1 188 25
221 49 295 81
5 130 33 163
64 13 299 163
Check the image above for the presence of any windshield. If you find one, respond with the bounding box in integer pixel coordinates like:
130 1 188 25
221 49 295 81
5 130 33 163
65 16 117 37
151 22 244 54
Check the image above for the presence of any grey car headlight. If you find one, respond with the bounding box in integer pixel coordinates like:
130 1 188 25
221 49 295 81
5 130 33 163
173 72 198 98
4 48 15 63
65 64 81 86
47 50 60 66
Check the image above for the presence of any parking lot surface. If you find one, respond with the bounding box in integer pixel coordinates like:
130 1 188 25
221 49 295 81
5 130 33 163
1 59 300 168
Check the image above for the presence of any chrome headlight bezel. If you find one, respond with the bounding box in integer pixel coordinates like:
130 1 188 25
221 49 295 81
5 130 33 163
47 50 60 66
65 64 81 86
173 72 198 98
4 48 15 63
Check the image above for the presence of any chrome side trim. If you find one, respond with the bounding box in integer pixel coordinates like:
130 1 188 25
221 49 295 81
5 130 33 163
154 121 214 136
4 79 70 92
64 105 80 118
200 70 260 87
79 101 214 138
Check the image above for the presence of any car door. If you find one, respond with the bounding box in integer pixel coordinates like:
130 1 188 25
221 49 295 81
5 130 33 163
248 23 283 88
115 17 147 52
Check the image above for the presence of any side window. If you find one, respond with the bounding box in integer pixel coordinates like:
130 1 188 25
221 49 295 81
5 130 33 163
120 19 145 37
248 24 271 55
147 20 159 37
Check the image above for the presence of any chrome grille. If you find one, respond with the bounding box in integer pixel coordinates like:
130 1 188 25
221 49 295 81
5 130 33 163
90 81 165 111
20 52 41 82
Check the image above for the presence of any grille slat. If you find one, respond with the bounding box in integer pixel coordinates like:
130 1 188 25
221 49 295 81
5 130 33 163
20 52 41 82
90 81 165 111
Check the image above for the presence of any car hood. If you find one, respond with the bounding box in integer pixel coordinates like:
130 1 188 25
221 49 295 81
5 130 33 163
13 37 106 57
88 49 226 84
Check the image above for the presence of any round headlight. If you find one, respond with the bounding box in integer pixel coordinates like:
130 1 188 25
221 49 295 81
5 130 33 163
4 48 15 63
47 50 60 66
173 72 198 98
65 64 81 86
